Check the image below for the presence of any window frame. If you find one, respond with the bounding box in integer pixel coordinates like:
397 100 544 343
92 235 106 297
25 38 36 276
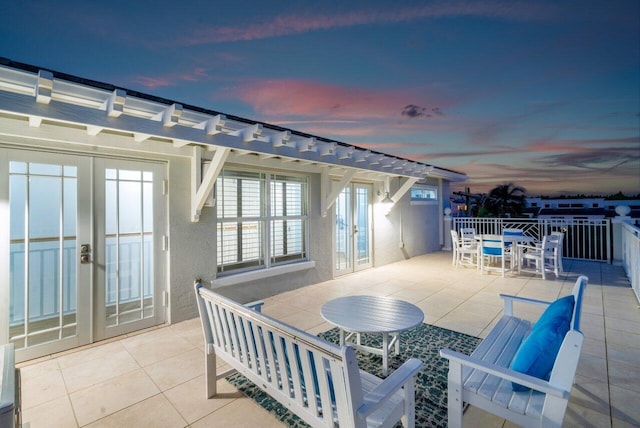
410 185 439 205
215 168 309 276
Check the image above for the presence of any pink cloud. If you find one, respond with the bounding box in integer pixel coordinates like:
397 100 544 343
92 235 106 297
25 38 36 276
227 78 450 123
131 67 210 89
131 76 173 89
179 2 556 45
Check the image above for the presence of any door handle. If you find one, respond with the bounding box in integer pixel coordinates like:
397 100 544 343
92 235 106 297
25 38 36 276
80 244 92 264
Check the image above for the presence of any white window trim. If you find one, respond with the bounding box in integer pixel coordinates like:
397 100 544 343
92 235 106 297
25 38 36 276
212 260 316 287
410 185 439 205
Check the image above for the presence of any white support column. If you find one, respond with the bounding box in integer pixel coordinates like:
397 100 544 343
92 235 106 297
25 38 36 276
443 208 453 250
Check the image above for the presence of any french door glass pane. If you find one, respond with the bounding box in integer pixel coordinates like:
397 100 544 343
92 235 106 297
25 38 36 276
104 168 154 328
9 161 78 348
355 186 371 266
335 188 352 272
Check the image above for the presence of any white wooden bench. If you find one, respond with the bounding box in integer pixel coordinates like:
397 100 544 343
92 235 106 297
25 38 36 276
195 282 424 428
440 275 588 427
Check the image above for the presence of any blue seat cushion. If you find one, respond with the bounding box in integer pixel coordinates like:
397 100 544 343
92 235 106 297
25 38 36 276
510 296 575 391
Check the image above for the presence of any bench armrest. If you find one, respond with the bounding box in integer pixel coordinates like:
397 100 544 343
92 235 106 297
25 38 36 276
357 358 423 418
499 293 551 316
244 300 264 312
440 348 569 399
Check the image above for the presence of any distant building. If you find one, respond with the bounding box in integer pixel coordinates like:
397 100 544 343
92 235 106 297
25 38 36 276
526 197 640 220
449 196 640 220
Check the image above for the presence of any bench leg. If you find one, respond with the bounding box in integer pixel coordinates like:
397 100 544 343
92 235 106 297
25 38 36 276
401 377 416 428
447 361 464 428
206 346 217 398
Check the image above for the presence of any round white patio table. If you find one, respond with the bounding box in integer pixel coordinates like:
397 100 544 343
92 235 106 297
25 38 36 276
320 295 424 375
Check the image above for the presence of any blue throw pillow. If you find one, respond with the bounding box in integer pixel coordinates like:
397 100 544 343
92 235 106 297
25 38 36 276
510 321 570 391
534 295 574 330
510 296 574 391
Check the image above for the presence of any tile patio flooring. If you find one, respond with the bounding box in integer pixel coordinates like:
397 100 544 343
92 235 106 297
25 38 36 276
17 251 640 427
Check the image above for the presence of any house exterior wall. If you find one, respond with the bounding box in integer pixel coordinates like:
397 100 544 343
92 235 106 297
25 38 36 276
0 137 451 326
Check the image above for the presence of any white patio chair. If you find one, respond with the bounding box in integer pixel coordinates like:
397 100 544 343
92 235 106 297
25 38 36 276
502 228 523 265
460 227 476 244
479 235 511 277
549 231 565 273
450 230 459 265
451 230 478 267
518 235 560 280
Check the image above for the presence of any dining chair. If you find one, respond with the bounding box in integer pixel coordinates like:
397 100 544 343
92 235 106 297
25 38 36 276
502 228 523 264
451 230 477 267
460 227 476 244
479 235 510 277
518 235 560 280
548 231 565 273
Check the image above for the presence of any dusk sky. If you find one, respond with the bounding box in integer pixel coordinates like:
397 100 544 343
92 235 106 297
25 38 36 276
1 0 638 196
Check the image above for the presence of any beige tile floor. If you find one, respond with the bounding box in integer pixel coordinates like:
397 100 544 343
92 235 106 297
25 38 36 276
17 252 640 427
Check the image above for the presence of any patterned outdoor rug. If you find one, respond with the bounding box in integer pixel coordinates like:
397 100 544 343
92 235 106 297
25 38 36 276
226 323 481 427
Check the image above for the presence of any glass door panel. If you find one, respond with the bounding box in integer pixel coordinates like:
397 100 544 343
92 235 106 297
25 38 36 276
334 187 352 273
95 159 165 339
3 151 91 362
354 184 372 270
334 183 372 276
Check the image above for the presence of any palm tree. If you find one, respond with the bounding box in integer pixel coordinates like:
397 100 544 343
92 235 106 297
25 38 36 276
484 183 527 217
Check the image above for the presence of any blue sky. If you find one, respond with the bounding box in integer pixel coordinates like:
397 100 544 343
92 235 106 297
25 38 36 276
1 0 638 196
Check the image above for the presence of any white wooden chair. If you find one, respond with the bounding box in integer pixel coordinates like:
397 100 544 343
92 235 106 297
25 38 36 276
460 227 476 244
479 235 512 277
518 235 560 280
548 231 565 273
451 230 478 267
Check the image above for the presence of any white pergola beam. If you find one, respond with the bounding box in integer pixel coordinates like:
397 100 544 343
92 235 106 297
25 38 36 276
194 114 226 135
152 103 182 127
28 116 42 127
133 132 150 142
353 150 371 163
297 137 316 153
106 89 126 117
230 123 262 142
270 130 292 148
337 147 354 160
318 142 336 157
36 70 53 104
86 125 103 136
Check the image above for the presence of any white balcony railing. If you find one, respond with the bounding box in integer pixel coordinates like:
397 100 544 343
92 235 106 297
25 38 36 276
452 217 612 262
621 222 640 302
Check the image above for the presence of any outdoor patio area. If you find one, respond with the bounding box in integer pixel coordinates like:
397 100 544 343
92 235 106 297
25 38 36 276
17 251 639 427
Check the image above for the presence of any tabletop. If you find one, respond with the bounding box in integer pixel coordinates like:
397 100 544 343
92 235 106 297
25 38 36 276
320 295 424 334
475 234 536 243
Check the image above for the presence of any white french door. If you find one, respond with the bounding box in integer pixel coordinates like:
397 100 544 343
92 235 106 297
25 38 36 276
93 158 166 340
334 183 373 276
0 149 166 362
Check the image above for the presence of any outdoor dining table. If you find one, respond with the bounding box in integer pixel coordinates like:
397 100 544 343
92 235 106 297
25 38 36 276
320 295 424 375
475 234 537 272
